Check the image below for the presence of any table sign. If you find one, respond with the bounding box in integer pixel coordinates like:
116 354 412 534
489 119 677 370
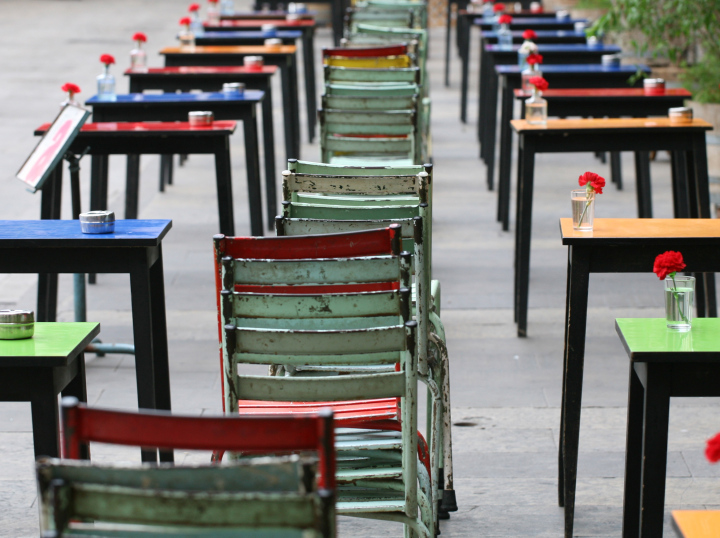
17 104 90 192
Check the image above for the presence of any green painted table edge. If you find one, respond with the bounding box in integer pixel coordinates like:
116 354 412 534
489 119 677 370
615 318 720 362
0 322 100 366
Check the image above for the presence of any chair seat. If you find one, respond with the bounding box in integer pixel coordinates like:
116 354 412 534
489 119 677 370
237 398 399 424
329 156 416 167
337 499 407 513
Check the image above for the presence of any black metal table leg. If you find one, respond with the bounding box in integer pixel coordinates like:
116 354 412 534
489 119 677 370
515 135 535 336
301 28 317 142
31 372 61 458
126 154 141 219
610 151 623 190
622 362 645 537
634 151 653 218
243 107 264 236
214 137 236 236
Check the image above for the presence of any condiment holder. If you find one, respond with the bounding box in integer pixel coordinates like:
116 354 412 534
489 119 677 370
188 110 214 127
264 38 283 49
222 82 245 95
669 107 693 124
0 310 35 340
643 78 666 95
261 24 277 36
244 56 264 70
601 54 621 67
79 210 115 234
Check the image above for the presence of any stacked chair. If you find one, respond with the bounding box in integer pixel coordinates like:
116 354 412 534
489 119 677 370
214 227 436 537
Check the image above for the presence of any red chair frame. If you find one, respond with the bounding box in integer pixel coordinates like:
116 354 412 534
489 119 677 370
322 45 408 58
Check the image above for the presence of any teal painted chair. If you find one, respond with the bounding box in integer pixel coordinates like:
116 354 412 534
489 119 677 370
355 0 429 29
324 65 421 86
277 160 456 519
37 398 336 537
213 227 435 538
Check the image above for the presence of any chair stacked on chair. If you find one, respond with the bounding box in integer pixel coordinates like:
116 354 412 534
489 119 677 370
276 159 457 529
214 226 436 537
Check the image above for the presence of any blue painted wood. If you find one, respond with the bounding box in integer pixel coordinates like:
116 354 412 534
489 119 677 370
86 91 264 104
496 63 651 74
0 219 171 245
481 30 587 38
202 30 303 39
474 17 588 25
486 44 622 53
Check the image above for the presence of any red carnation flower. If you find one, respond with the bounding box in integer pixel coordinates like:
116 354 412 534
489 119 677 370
578 171 605 195
493 3 505 12
483 0 492 3
208 0 219 3
498 14 512 24
99 54 115 66
706 433 720 463
132 32 147 43
522 29 537 40
179 16 192 26
528 76 548 92
653 251 686 281
188 3 201 11
527 53 543 65
61 82 81 96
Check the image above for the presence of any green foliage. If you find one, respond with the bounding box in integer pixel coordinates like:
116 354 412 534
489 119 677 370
590 0 720 103
574 0 612 8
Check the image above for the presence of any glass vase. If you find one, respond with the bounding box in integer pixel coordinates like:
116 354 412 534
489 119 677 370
518 40 538 69
497 24 513 49
525 89 547 125
521 65 542 91
96 66 116 101
179 29 196 50
664 275 694 331
571 189 594 231
190 11 205 36
220 0 235 15
130 46 147 71
207 3 221 24
60 98 80 109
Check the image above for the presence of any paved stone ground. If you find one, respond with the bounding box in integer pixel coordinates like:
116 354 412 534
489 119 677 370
1 1 719 536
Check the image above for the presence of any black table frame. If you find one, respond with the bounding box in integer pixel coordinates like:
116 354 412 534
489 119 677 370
559 227 718 537
162 49 302 160
0 324 99 459
497 92 689 230
6 215 173 464
38 126 251 236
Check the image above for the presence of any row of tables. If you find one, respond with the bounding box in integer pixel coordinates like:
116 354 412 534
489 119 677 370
446 4 716 537
5 9 326 466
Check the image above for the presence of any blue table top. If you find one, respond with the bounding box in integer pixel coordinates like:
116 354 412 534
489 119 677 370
487 44 621 53
201 30 303 39
496 63 650 74
86 91 264 105
0 220 172 246
481 30 588 38
475 17 587 25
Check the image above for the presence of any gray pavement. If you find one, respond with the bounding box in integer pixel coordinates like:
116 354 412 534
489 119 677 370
1 1 719 536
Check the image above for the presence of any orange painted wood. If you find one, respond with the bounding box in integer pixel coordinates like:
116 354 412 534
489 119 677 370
125 66 278 75
513 88 692 98
512 117 713 132
672 510 720 538
35 121 237 134
560 218 720 242
160 45 297 54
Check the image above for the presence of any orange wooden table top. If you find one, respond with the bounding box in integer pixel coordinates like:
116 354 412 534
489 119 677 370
513 88 693 98
560 218 720 243
160 45 297 55
512 117 713 132
672 510 720 538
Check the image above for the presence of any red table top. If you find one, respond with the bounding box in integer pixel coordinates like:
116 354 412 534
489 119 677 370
513 88 692 98
207 19 315 28
124 66 278 75
35 121 237 134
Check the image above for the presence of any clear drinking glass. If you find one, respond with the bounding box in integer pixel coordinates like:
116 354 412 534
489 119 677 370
664 275 695 331
521 65 542 91
130 48 147 71
179 30 196 50
220 0 235 15
96 68 116 101
571 189 594 231
497 24 513 49
525 89 547 125
207 4 221 25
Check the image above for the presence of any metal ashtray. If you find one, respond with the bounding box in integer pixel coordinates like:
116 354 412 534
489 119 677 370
264 38 283 49
79 210 115 234
261 24 277 36
0 310 35 340
556 9 569 19
574 21 586 32
189 110 214 127
601 54 621 67
586 36 599 47
222 82 246 95
644 78 666 95
286 13 301 22
669 106 693 124
244 55 265 70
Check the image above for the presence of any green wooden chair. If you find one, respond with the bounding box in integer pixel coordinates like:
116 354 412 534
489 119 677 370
214 227 435 537
354 0 429 29
324 65 421 86
277 160 456 519
345 8 415 33
37 399 337 537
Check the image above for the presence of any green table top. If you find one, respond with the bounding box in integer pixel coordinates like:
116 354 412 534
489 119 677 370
0 322 100 367
616 318 720 362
